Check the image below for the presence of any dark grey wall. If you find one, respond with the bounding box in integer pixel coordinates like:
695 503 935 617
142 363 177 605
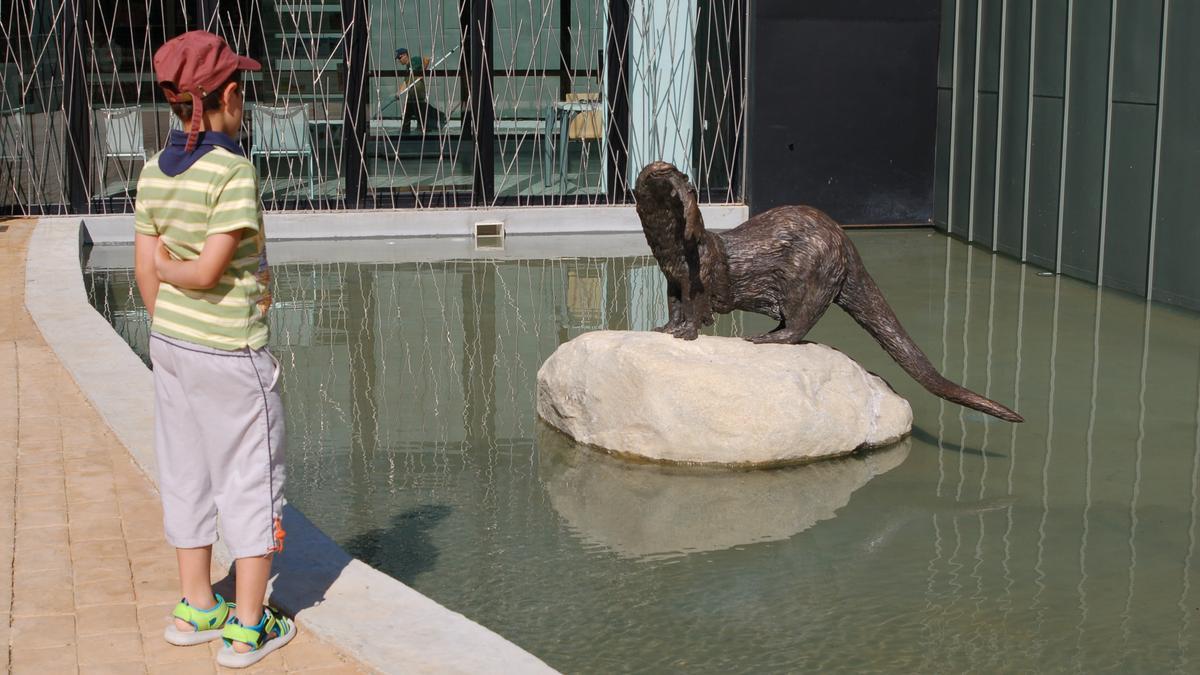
935 0 1199 311
747 0 940 223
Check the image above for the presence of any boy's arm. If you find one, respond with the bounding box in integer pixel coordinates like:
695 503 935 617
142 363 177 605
155 230 245 290
158 161 259 291
134 233 160 316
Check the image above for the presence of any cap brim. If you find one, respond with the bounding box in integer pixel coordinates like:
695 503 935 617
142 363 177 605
236 55 262 72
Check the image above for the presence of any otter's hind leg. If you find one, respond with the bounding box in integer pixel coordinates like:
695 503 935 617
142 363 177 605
746 320 787 341
746 284 837 345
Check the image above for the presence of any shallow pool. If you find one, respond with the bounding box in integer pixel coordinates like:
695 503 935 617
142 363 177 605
86 230 1200 672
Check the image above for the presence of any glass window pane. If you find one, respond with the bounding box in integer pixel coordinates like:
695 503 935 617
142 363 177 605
363 0 473 207
492 0 606 205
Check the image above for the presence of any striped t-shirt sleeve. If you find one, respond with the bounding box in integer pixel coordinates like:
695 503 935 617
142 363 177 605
133 177 158 236
207 162 260 236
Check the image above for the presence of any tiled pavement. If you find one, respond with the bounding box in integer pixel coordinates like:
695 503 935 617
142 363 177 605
1 219 369 674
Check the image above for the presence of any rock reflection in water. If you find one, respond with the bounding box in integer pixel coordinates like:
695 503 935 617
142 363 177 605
538 423 911 559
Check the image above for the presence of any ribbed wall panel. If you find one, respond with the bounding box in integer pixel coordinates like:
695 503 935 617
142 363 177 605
934 0 1198 311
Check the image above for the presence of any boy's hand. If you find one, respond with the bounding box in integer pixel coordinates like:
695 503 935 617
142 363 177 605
134 233 161 317
154 239 176 275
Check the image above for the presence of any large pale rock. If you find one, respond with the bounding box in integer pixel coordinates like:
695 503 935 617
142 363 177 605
536 330 912 466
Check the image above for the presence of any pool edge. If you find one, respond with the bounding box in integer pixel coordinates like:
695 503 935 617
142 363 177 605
24 216 559 675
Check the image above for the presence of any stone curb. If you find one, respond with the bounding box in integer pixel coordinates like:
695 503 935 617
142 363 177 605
24 216 558 675
77 203 750 244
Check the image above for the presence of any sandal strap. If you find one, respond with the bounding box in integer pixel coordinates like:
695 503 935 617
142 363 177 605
222 620 266 649
172 594 231 631
222 607 289 651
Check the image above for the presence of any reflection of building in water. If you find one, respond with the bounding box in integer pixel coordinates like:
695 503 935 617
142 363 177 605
562 263 607 330
264 256 690 517
539 424 912 560
626 263 667 332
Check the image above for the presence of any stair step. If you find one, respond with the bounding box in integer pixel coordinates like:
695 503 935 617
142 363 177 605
276 4 341 12
273 59 343 70
274 32 344 39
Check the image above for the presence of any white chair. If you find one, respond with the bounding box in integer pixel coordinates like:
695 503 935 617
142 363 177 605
249 104 315 199
94 106 148 196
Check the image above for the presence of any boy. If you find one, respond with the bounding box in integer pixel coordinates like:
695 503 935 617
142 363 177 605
133 30 294 669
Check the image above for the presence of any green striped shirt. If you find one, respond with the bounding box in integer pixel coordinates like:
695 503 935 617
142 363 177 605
134 148 271 350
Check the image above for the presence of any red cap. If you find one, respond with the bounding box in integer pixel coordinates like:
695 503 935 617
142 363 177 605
153 31 261 152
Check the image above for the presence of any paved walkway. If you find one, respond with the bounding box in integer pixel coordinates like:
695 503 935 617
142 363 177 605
1 219 367 674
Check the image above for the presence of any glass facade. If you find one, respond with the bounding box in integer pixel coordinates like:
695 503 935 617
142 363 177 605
0 0 745 215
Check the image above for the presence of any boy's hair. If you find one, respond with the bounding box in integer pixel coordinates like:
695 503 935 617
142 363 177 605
163 76 240 123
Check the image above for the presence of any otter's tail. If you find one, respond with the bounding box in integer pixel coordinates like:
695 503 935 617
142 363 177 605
834 260 1024 423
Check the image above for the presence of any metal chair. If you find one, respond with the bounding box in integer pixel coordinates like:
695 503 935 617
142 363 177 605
94 106 148 196
0 109 28 202
543 93 603 192
249 104 315 199
0 109 25 160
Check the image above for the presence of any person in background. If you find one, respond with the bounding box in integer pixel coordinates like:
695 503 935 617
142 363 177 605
395 47 443 136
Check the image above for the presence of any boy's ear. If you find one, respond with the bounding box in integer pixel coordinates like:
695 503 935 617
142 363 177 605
221 81 239 108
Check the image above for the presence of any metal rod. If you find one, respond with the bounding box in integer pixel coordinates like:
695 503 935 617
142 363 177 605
469 0 494 204
605 0 630 203
560 0 573 99
341 0 370 208
62 0 91 214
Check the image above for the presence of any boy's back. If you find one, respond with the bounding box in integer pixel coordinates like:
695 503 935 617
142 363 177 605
135 146 270 350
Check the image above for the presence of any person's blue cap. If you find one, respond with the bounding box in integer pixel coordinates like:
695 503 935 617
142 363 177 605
395 48 408 58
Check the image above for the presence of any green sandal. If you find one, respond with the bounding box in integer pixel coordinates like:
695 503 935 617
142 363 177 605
217 606 297 669
164 594 234 646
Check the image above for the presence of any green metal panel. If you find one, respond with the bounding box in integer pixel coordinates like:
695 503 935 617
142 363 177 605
1032 0 1069 97
1025 96 1063 269
1153 0 1200 310
936 0 1196 312
935 88 953 230
1112 0 1163 104
971 92 999 244
995 0 1034 256
978 0 1004 92
950 0 979 238
1057 0 1112 283
939 0 957 88
1102 102 1156 295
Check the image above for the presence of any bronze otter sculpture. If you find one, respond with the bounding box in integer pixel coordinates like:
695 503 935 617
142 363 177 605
633 161 1023 423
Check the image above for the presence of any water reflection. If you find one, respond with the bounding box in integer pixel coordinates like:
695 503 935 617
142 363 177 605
83 230 1200 673
539 424 911 560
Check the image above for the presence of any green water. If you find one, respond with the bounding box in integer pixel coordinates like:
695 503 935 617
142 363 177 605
86 230 1200 672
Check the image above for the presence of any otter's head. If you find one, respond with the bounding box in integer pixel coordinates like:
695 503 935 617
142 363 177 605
634 162 702 234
